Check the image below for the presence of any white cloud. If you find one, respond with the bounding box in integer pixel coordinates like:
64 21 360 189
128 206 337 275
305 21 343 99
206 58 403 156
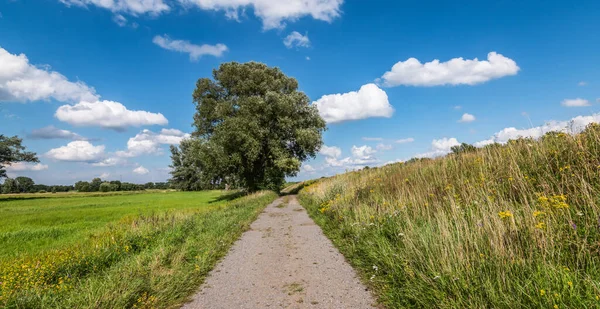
55 100 168 131
283 31 310 48
395 137 414 144
351 145 376 159
152 35 228 61
113 14 128 27
46 141 106 162
561 98 590 107
454 105 462 110
116 128 190 157
91 157 126 167
458 113 476 123
381 52 519 87
29 126 86 140
99 172 110 179
5 162 49 172
59 0 170 15
302 164 315 172
133 166 149 175
0 47 98 103
1 47 168 130
362 137 383 141
416 137 460 158
578 81 587 86
376 143 392 151
319 145 341 158
179 0 343 29
474 113 600 147
313 83 394 123
306 56 310 61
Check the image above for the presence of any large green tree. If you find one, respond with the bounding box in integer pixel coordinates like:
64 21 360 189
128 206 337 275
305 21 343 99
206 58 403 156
0 135 39 179
175 62 326 191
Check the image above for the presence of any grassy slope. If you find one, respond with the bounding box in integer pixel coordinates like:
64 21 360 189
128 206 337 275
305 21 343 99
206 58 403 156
0 190 278 308
299 124 600 308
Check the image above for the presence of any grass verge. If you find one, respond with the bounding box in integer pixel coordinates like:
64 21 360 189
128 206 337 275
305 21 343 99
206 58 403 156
0 191 278 308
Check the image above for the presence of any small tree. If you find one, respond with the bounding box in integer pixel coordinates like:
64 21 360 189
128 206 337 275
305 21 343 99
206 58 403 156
75 181 91 192
2 178 18 194
1 135 39 179
451 143 477 154
90 178 102 192
183 61 326 191
15 176 35 193
99 182 112 192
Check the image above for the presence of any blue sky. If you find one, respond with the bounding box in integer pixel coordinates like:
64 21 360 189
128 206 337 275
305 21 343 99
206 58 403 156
1 0 599 184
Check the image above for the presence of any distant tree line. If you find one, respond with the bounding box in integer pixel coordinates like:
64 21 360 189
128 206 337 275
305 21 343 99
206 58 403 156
0 176 172 194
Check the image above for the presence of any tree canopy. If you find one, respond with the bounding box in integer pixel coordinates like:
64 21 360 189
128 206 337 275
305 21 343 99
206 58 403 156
0 135 39 179
171 62 326 191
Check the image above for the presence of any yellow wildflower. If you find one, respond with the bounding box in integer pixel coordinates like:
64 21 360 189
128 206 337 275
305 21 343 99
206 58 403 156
533 210 545 217
498 210 513 219
540 289 546 296
567 281 573 288
535 222 545 229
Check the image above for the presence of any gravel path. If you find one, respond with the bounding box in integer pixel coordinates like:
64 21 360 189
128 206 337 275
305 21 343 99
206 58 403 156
182 195 377 309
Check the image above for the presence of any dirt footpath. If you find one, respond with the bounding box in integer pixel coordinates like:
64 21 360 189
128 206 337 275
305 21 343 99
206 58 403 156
182 195 377 309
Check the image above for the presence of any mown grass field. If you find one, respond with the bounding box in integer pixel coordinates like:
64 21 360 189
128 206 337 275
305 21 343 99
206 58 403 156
300 124 600 308
0 190 278 308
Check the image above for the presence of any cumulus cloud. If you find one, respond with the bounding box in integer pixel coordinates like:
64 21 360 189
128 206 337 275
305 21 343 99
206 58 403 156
0 47 99 103
5 162 49 171
116 128 190 157
474 113 600 147
302 164 315 172
458 113 476 123
416 137 460 158
395 137 414 144
179 0 343 29
152 35 228 61
283 31 310 48
381 52 519 87
1 47 168 130
324 145 379 168
29 126 86 140
561 98 590 107
133 166 149 175
319 145 341 158
351 145 376 159
313 83 394 123
46 141 106 162
55 100 168 131
91 157 126 167
59 0 170 15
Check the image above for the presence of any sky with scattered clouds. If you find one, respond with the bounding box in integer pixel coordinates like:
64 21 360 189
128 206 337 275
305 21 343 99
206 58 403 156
1 0 599 184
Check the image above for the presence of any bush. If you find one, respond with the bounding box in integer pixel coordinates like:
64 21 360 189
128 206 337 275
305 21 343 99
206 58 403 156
38 190 46 193
99 182 112 192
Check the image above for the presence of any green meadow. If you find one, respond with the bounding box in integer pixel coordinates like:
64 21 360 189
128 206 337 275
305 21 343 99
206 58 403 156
0 190 277 308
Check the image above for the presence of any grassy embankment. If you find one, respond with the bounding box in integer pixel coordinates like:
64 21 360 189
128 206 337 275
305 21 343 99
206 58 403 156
0 190 278 308
299 124 600 308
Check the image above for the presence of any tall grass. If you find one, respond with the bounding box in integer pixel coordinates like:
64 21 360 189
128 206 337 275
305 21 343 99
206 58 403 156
0 191 278 308
299 124 600 308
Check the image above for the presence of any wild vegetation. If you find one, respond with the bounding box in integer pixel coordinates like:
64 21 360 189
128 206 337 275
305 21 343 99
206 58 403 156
0 190 278 308
299 123 600 308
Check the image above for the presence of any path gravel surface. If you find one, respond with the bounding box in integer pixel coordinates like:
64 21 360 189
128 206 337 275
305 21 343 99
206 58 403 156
182 195 377 309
